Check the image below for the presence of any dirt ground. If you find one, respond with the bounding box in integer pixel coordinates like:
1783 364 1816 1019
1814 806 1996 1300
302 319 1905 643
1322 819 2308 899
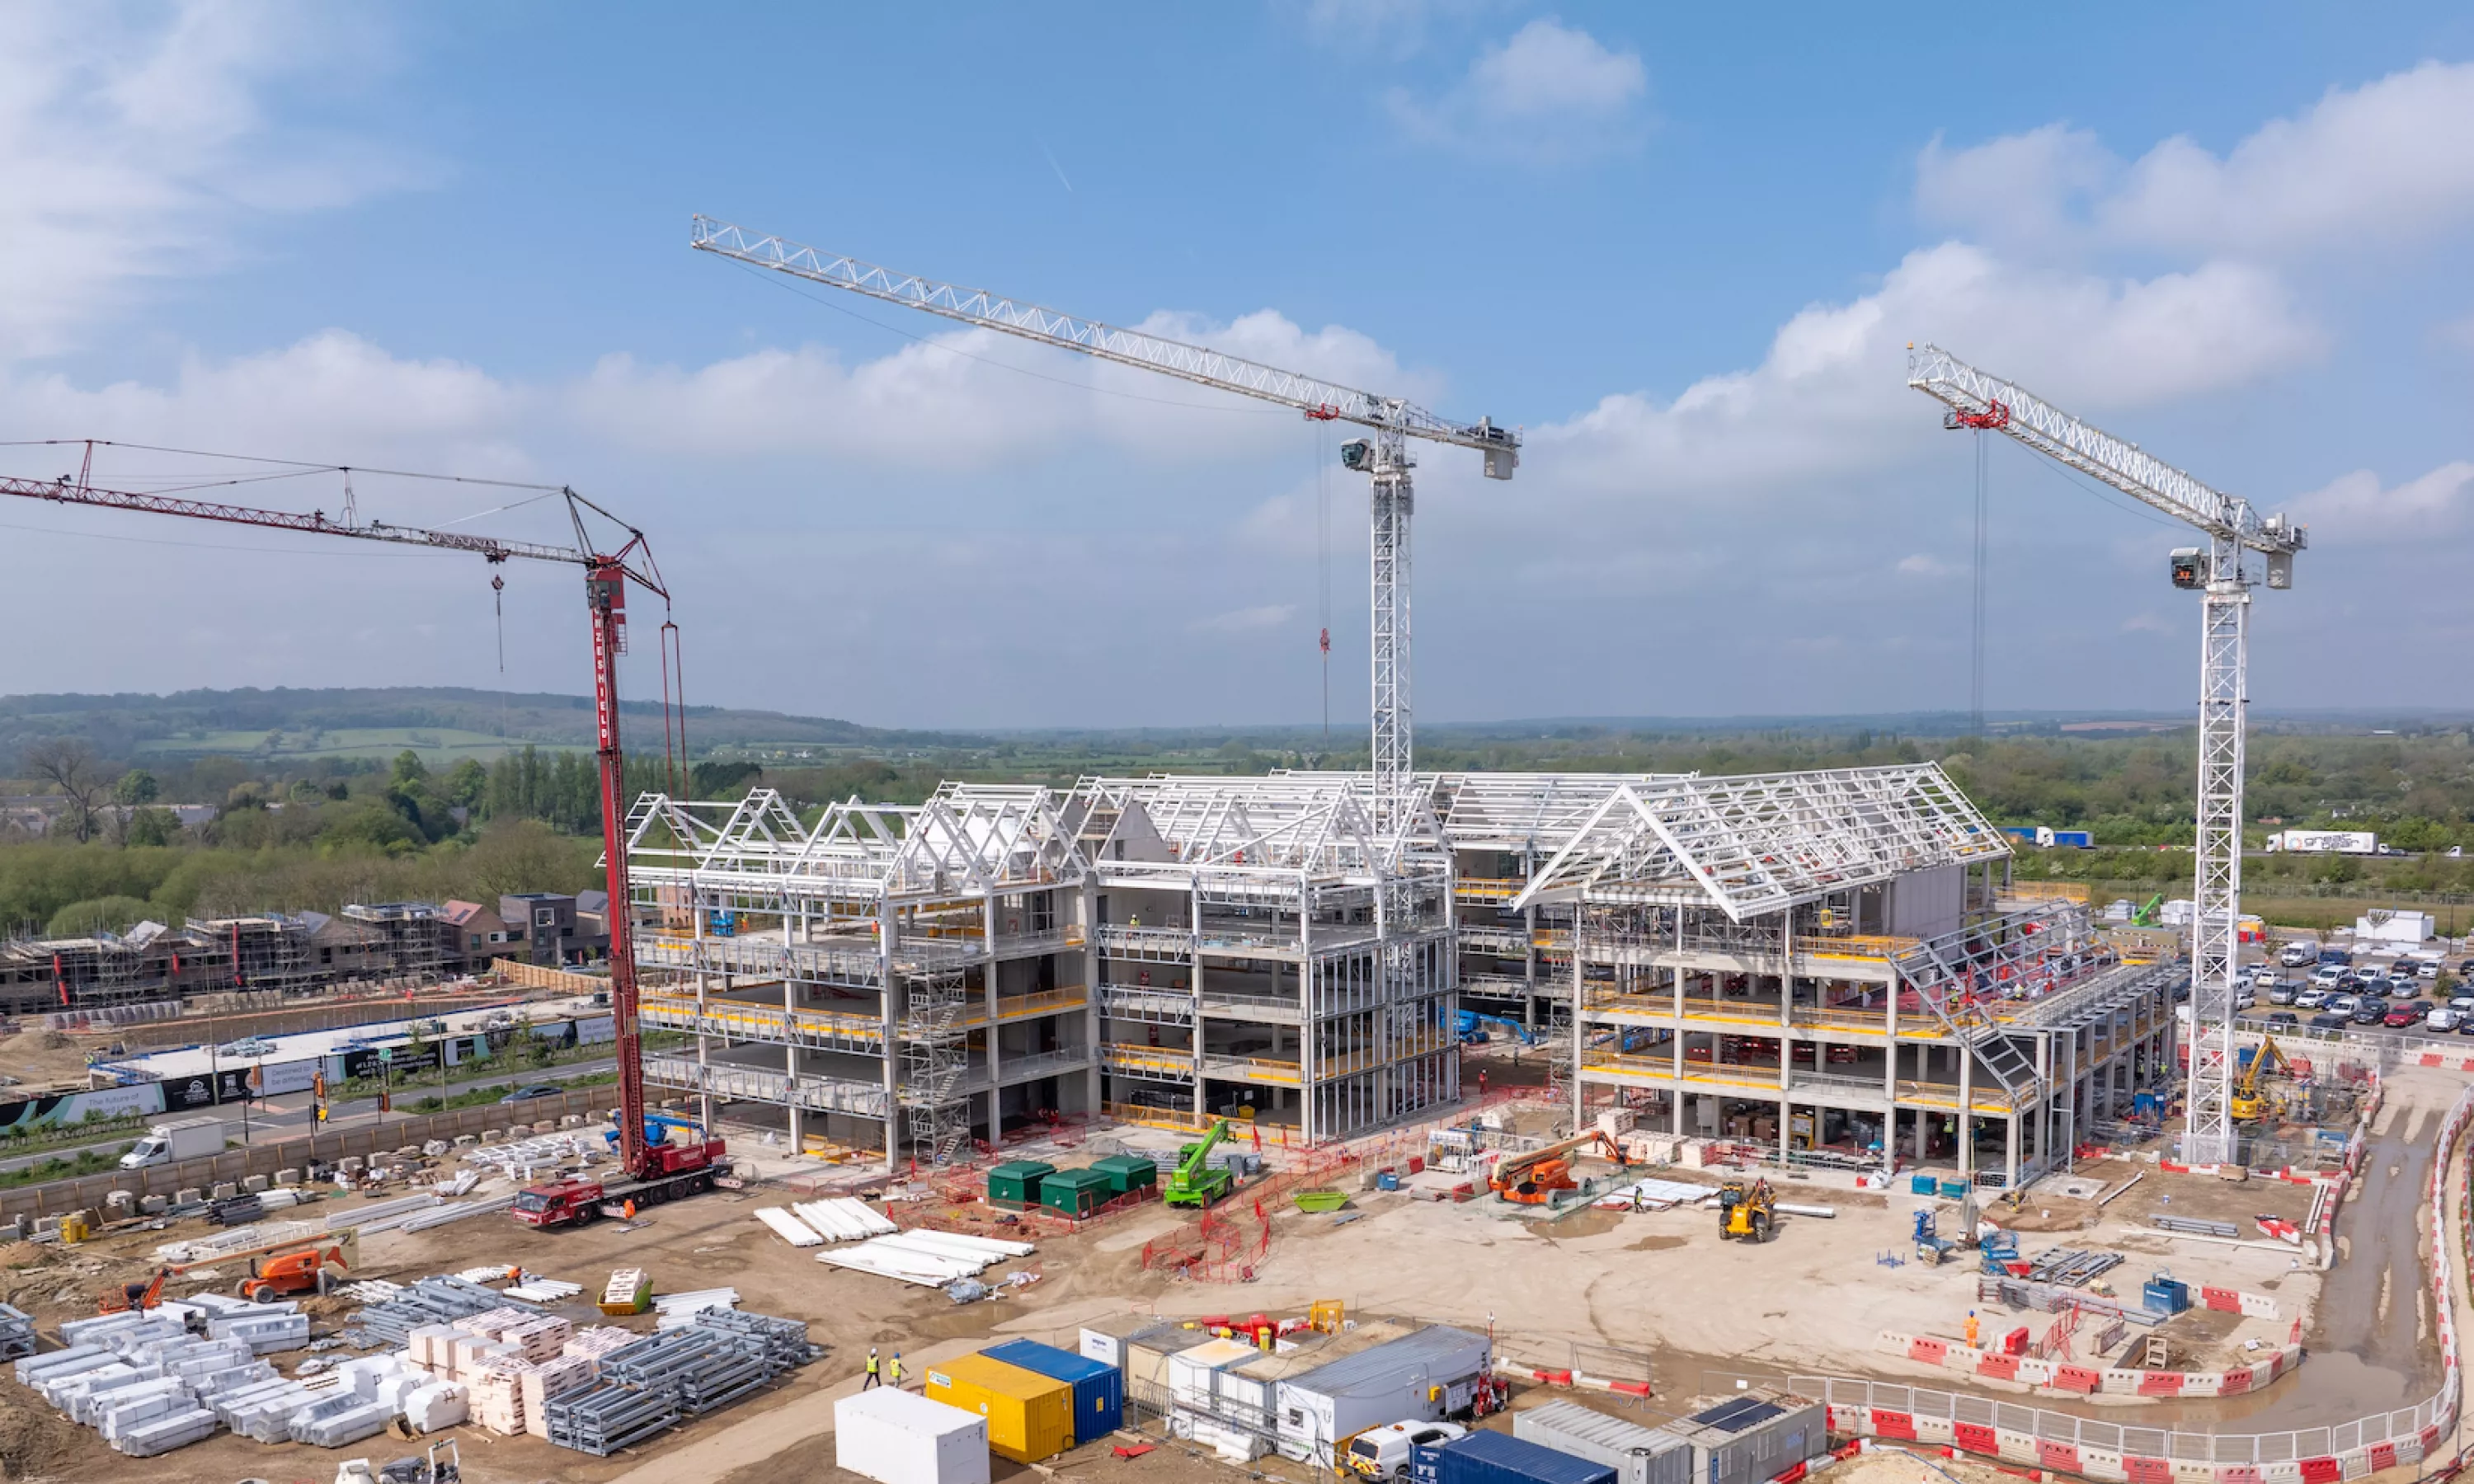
0 1027 101 1094
0 1066 2454 1484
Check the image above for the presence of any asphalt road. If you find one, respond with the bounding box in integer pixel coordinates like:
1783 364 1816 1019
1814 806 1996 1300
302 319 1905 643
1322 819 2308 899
0 1057 618 1176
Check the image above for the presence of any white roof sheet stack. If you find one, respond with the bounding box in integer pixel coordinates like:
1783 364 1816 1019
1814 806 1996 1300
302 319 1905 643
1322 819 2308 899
816 1229 1036 1287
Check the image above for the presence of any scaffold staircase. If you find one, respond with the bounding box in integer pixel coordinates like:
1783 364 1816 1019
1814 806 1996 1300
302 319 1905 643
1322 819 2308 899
897 968 971 1167
1890 927 2041 1106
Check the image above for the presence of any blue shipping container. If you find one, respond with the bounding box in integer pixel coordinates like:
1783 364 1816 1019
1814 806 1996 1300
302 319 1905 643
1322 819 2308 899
2050 830 2094 848
1426 1431 1619 1484
983 1338 1124 1444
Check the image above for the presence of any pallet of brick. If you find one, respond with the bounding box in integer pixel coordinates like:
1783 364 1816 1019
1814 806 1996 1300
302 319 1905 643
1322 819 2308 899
521 1355 597 1439
502 1315 573 1363
456 1307 540 1341
600 1268 652 1316
452 1335 520 1379
562 1326 642 1371
468 1361 534 1435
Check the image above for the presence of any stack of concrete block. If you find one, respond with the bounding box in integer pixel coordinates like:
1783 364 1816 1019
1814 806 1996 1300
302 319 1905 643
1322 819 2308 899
468 1360 534 1434
562 1325 641 1369
520 1355 598 1438
451 1333 520 1379
501 1315 572 1363
405 1322 463 1374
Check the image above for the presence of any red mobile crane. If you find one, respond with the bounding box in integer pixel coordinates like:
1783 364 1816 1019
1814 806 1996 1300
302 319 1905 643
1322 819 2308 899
1 441 706 1200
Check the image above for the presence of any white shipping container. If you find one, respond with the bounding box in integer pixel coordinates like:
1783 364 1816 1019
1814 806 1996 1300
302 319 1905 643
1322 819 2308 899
1274 1326 1492 1466
835 1388 990 1484
1169 1338 1262 1408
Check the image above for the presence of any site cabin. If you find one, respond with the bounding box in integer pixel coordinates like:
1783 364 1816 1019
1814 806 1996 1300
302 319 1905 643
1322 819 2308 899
508 1137 727 1228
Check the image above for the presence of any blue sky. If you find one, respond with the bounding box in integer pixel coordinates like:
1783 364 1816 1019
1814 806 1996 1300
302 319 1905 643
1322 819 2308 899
4 2 2472 730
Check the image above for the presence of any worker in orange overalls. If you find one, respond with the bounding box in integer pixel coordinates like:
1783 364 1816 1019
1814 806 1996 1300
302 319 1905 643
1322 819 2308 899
1963 1311 1979 1349
623 1199 638 1220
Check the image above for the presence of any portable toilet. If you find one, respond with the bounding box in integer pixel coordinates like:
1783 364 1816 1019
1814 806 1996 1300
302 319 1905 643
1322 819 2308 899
986 1161 1055 1211
983 1338 1124 1444
923 1354 1074 1464
1090 1153 1159 1195
1039 1167 1116 1219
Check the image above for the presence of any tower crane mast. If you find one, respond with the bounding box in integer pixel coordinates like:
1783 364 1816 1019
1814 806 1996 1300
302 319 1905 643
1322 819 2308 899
1906 346 2306 1163
1 444 680 1182
689 216 1519 837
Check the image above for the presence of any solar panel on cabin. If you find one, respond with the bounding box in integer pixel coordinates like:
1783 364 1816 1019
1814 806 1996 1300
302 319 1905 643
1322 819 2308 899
1686 1397 1782 1433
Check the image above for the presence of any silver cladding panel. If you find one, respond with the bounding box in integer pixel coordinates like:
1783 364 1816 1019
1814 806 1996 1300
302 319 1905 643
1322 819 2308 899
1513 1400 1693 1484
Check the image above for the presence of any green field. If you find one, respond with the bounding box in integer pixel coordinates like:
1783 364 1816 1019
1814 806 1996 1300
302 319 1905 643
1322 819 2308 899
134 727 526 763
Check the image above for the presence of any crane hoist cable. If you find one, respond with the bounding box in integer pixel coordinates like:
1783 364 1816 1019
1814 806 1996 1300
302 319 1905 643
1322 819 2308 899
0 439 683 1184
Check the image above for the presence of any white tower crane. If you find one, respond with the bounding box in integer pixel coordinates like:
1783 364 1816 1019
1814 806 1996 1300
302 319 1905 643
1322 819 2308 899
689 216 1519 838
1907 345 2306 1164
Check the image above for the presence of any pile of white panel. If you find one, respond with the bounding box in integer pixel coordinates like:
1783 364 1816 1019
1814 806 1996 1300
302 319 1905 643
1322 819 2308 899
14 1311 294 1458
154 1218 322 1265
505 1276 584 1303
816 1229 1035 1288
793 1198 900 1242
651 1289 739 1322
463 1133 596 1181
397 1192 518 1232
755 1208 824 1247
187 1292 310 1355
331 1192 449 1236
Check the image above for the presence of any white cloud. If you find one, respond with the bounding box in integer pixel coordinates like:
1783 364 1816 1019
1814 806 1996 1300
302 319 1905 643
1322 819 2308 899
2292 463 2474 539
0 2 430 361
1191 604 1298 634
1386 18 1647 162
1534 242 2318 505
1896 553 1957 579
1918 61 2474 259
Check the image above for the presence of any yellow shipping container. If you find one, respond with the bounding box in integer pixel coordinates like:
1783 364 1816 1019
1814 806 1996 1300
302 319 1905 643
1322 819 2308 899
923 1354 1073 1463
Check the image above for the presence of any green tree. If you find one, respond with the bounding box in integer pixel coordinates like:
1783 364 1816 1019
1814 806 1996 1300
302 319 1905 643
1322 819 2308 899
112 769 160 806
443 758 489 809
125 808 180 848
46 895 156 937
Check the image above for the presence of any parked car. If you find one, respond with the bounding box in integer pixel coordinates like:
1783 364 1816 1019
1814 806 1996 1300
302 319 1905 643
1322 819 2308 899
2265 1011 2301 1028
2353 1002 2387 1025
2310 1012 2353 1031
2420 962 2442 979
2309 966 2345 988
2279 944 2319 967
2328 994 2361 1016
2296 988 2331 1009
2384 1003 2427 1028
2430 1008 2462 1033
498 1084 564 1104
2268 982 2302 1005
2458 1016 2474 1036
2452 995 2474 1012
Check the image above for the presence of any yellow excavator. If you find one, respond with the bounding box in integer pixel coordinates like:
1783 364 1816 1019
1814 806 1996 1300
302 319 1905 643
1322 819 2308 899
1717 1176 1776 1242
2231 1037 2297 1123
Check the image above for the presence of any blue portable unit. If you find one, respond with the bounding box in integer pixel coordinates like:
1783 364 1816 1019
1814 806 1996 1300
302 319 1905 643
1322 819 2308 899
983 1338 1123 1444
2142 1275 2191 1314
1907 1174 1936 1195
1424 1430 1619 1484
2050 829 2094 849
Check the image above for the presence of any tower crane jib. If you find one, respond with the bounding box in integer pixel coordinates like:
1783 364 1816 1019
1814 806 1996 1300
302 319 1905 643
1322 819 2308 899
689 216 1519 838
1907 345 2304 1167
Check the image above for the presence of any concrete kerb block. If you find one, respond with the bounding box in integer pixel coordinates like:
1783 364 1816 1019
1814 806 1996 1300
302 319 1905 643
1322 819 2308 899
241 1175 270 1195
453 1134 478 1148
138 1196 167 1216
103 1191 138 1219
175 1188 201 1205
0 1217 25 1242
32 1217 59 1238
481 1129 503 1144
422 1141 451 1158
275 1170 300 1187
393 1147 422 1164
209 1183 238 1200
530 1121 554 1137
338 1158 365 1175
558 1115 581 1129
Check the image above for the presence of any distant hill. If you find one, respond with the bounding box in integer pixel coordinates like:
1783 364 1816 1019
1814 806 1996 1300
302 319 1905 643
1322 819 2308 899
0 687 983 766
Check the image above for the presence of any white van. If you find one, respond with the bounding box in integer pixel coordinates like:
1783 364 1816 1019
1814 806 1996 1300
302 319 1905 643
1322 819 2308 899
1347 1421 1467 1481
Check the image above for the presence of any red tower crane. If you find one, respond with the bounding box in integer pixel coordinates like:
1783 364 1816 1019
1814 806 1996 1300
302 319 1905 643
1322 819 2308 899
1 442 680 1182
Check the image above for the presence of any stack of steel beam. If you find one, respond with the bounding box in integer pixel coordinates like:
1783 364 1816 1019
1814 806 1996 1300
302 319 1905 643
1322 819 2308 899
346 1275 541 1347
694 1308 824 1368
542 1381 682 1456
0 1302 37 1360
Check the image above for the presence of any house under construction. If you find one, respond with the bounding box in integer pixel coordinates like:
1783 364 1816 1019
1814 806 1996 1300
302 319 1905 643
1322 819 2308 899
625 762 2178 1185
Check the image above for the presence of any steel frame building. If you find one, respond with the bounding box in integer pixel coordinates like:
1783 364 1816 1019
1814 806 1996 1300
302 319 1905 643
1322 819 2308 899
1451 763 2180 1186
622 762 2177 1185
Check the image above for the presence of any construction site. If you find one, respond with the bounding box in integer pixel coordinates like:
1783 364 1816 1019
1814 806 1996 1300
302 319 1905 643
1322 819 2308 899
0 221 2464 1484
